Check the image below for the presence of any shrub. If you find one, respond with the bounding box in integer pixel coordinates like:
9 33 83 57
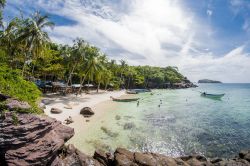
0 66 42 114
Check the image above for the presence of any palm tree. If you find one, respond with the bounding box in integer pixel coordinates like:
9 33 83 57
64 38 86 87
17 11 54 76
103 69 112 91
77 46 103 94
119 60 128 89
0 0 6 27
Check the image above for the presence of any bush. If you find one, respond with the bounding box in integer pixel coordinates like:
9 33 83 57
0 66 42 114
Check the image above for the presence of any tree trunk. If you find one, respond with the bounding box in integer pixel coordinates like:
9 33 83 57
21 54 27 77
97 82 100 93
105 83 108 91
31 64 35 76
127 76 131 89
77 75 86 95
66 64 76 87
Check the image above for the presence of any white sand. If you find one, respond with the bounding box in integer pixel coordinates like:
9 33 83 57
43 90 126 122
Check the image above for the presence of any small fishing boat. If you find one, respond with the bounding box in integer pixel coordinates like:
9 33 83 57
129 89 152 93
126 90 138 94
201 92 225 99
110 96 139 102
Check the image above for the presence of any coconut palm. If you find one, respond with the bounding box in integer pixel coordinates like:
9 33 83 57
17 11 54 76
77 46 103 94
64 38 86 87
0 0 5 27
119 60 128 88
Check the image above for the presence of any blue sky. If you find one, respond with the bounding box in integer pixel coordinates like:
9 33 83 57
3 0 250 82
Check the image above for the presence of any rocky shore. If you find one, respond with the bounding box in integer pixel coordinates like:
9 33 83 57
1 97 250 165
1 112 250 166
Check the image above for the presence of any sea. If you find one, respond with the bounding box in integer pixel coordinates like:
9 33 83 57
76 83 250 158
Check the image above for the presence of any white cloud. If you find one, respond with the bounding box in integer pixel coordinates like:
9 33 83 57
206 10 213 16
6 0 250 83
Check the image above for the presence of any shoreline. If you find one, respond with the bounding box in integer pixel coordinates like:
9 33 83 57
43 90 134 154
43 90 126 122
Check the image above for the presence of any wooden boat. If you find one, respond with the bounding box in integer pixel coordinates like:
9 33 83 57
129 89 152 93
126 90 138 94
110 96 139 102
201 92 225 99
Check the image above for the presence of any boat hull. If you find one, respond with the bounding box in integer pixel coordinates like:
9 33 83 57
111 97 139 102
201 93 225 99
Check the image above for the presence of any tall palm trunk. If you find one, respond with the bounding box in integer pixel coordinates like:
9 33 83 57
66 62 77 87
104 83 108 91
97 82 100 93
77 75 86 95
22 36 34 77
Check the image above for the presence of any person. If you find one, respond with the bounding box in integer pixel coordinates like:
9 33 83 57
137 101 140 107
203 92 206 96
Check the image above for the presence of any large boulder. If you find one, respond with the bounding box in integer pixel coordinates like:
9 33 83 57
5 99 31 111
50 107 62 114
0 112 74 166
50 144 102 166
80 107 94 117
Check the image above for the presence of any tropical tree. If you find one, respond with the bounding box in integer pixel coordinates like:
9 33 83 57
63 38 86 87
77 46 102 94
119 60 128 88
0 0 5 27
17 11 54 76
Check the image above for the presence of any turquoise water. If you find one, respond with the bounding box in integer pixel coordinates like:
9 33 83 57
79 84 250 158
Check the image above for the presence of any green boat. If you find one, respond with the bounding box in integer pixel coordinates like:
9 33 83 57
201 92 225 99
110 96 139 102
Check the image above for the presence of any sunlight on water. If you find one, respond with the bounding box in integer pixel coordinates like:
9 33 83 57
76 84 250 158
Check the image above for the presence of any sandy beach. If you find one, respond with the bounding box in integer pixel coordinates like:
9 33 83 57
43 90 126 122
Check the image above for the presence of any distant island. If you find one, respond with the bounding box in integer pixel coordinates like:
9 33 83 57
198 79 222 83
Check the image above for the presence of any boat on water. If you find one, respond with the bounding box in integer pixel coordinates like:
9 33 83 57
201 92 225 99
110 96 139 102
126 90 138 94
129 89 152 93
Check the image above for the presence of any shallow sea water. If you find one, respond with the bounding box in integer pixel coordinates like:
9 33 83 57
76 83 250 158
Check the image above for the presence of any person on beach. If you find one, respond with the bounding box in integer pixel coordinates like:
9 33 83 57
137 101 140 107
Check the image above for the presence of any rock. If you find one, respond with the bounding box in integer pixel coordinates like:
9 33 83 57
123 122 136 130
65 116 74 125
80 107 94 117
210 158 223 163
39 102 46 110
114 148 135 166
134 152 157 166
0 112 74 166
115 115 121 120
5 99 31 111
0 93 10 101
50 107 62 114
51 144 102 166
41 99 54 105
64 105 72 109
94 150 109 165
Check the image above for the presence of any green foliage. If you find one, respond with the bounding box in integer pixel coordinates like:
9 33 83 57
0 0 5 27
0 109 8 119
0 66 42 113
11 112 18 125
0 9 190 109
